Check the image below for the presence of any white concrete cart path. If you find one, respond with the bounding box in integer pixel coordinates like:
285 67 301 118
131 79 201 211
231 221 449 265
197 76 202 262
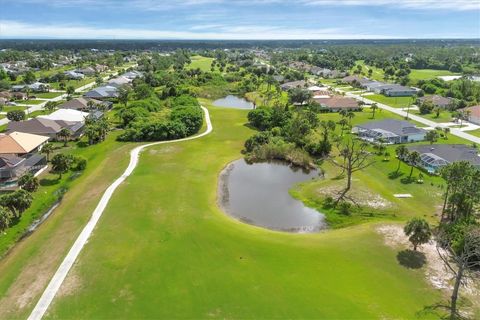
28 106 212 320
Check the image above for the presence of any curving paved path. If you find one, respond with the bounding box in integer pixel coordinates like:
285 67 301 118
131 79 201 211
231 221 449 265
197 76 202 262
28 106 212 320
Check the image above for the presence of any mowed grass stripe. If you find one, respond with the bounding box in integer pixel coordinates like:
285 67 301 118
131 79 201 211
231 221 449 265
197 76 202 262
45 105 441 319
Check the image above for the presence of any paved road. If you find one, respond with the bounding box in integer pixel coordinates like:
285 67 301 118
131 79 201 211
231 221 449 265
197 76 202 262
27 106 213 320
339 90 480 144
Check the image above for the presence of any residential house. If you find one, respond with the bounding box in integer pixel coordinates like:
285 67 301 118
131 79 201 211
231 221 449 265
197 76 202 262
121 71 143 80
315 96 361 112
64 70 85 80
95 64 109 73
407 144 480 173
0 132 49 185
0 91 12 100
38 109 90 122
11 82 50 92
59 97 112 111
417 95 454 109
7 118 84 140
341 75 370 86
12 92 27 100
83 86 119 99
353 119 426 144
107 76 132 88
381 84 417 97
463 105 480 125
280 80 307 91
76 67 96 76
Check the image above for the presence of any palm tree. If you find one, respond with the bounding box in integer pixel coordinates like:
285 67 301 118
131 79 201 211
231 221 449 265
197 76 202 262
371 103 379 119
403 218 431 251
425 130 439 145
407 151 421 178
443 127 450 140
395 145 408 173
337 118 349 136
346 111 355 126
57 128 71 147
41 143 54 161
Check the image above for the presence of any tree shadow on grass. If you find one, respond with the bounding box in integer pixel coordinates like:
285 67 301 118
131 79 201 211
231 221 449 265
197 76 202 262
39 177 60 186
397 249 426 269
388 171 404 180
76 140 89 148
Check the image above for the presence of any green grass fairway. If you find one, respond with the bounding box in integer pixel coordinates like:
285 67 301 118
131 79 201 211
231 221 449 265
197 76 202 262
187 55 214 72
367 94 415 108
40 103 442 319
409 69 459 82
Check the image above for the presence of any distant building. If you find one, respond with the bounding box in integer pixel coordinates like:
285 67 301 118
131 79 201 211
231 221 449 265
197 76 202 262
314 96 360 112
11 82 50 92
353 119 426 144
407 144 480 173
417 95 454 109
280 80 307 91
83 86 119 99
107 76 131 88
75 67 96 76
64 70 85 80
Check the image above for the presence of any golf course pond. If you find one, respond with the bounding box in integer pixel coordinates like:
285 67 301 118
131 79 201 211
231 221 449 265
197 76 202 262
212 95 254 109
218 159 327 233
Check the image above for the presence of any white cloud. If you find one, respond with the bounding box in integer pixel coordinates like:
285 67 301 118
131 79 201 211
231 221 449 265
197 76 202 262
301 0 480 11
0 20 403 39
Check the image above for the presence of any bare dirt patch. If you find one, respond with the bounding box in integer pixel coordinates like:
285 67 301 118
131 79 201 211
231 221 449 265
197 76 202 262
376 225 480 311
316 185 394 209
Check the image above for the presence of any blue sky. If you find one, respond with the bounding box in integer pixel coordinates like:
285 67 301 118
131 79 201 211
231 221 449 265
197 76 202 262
0 0 479 39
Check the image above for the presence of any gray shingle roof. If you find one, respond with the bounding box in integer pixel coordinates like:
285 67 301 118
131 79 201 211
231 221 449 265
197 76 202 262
356 119 425 136
408 144 480 166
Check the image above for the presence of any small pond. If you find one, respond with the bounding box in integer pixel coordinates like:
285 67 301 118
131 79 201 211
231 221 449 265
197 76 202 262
212 95 254 109
218 159 326 233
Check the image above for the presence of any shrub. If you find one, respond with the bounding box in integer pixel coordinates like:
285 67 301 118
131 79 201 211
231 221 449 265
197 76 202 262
73 156 87 171
7 110 26 121
338 201 352 215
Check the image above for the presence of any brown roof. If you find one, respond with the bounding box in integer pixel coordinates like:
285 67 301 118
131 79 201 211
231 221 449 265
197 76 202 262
465 105 480 118
316 96 359 109
0 91 11 99
418 95 453 107
0 132 49 154
60 97 102 110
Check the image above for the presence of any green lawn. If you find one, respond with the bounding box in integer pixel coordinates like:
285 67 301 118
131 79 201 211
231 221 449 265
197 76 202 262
17 99 44 105
35 92 64 99
26 103 446 319
0 132 135 319
187 55 214 72
467 129 480 138
366 94 415 108
3 105 27 112
27 109 55 118
352 60 385 81
412 110 453 123
409 69 460 82
50 78 95 90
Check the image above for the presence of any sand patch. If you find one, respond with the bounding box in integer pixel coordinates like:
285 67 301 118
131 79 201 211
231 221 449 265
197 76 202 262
376 225 480 308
